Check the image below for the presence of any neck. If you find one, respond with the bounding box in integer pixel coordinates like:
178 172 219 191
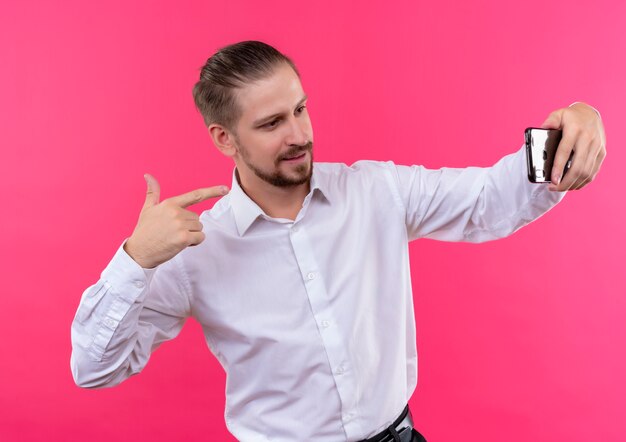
236 168 310 221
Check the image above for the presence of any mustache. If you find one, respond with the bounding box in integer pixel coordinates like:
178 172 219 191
279 141 313 161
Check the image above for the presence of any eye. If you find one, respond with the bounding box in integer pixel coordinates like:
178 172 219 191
262 106 306 130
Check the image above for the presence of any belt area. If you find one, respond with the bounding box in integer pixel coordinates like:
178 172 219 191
358 404 414 442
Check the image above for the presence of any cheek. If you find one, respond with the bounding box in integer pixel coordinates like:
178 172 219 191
267 134 286 152
303 118 314 140
253 138 283 163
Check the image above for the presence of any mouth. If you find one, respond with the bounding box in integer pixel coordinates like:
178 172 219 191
281 152 307 163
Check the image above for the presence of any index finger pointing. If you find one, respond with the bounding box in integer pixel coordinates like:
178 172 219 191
167 185 230 208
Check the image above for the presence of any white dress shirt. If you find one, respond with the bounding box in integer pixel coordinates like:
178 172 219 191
71 144 566 441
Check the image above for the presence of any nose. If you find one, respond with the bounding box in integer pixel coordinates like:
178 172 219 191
285 116 309 146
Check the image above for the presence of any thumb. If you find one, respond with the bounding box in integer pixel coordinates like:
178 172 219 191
143 173 160 208
541 109 563 129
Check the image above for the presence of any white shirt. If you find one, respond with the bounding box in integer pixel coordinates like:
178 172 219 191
71 144 566 441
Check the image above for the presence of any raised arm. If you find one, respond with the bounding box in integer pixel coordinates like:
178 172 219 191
70 175 229 388
386 102 604 242
70 241 189 388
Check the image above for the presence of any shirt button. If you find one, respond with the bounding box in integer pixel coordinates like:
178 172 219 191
134 280 145 288
104 318 115 328
321 320 330 328
291 225 299 233
335 366 345 375
306 272 316 280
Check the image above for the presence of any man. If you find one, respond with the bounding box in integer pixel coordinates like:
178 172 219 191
70 40 606 441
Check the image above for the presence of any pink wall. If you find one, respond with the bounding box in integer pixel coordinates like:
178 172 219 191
2 0 625 440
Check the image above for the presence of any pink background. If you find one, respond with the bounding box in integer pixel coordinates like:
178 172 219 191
2 0 625 440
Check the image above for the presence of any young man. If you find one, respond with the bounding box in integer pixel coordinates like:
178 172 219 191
70 41 606 441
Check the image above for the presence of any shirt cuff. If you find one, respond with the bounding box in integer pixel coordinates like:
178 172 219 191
100 239 158 300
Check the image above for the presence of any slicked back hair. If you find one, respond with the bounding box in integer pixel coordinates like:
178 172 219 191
192 40 300 135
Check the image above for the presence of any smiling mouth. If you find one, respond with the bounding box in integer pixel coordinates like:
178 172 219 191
281 152 306 161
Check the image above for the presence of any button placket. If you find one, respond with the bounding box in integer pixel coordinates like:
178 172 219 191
288 226 357 421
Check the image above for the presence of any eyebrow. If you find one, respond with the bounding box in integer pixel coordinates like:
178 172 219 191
252 94 308 127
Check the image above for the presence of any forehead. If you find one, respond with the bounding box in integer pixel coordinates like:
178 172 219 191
235 64 305 122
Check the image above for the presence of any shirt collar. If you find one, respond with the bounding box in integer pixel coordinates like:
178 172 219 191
229 163 331 236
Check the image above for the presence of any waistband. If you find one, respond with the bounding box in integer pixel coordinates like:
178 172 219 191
358 404 414 442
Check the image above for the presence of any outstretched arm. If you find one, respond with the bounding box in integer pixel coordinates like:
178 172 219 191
387 102 605 242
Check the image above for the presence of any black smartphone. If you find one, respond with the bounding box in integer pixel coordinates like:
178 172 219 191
525 127 573 183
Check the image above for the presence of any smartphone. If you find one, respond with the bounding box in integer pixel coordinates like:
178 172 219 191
525 127 573 183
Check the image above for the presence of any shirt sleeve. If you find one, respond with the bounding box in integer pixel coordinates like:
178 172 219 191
70 239 192 388
385 144 567 242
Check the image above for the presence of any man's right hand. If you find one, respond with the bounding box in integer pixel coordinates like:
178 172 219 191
123 173 229 269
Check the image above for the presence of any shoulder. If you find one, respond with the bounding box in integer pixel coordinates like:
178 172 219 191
314 160 404 211
197 194 238 237
314 159 397 185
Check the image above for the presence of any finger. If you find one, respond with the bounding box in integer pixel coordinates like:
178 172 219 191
590 138 607 176
563 136 593 190
556 138 586 191
595 144 607 173
551 128 577 185
183 220 204 232
143 173 161 208
570 161 595 190
541 109 564 130
179 208 201 221
569 154 593 190
186 231 206 247
167 185 229 208
572 143 602 190
585 148 607 187
574 138 600 190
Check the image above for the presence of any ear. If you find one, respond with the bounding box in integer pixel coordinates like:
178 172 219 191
208 124 238 158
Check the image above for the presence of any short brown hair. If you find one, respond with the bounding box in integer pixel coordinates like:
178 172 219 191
192 40 300 134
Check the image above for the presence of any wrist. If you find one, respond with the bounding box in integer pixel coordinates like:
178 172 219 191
123 238 157 269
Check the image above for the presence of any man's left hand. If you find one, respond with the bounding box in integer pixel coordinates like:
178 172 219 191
540 102 606 191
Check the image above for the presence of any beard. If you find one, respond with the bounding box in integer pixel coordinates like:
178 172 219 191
236 139 314 188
